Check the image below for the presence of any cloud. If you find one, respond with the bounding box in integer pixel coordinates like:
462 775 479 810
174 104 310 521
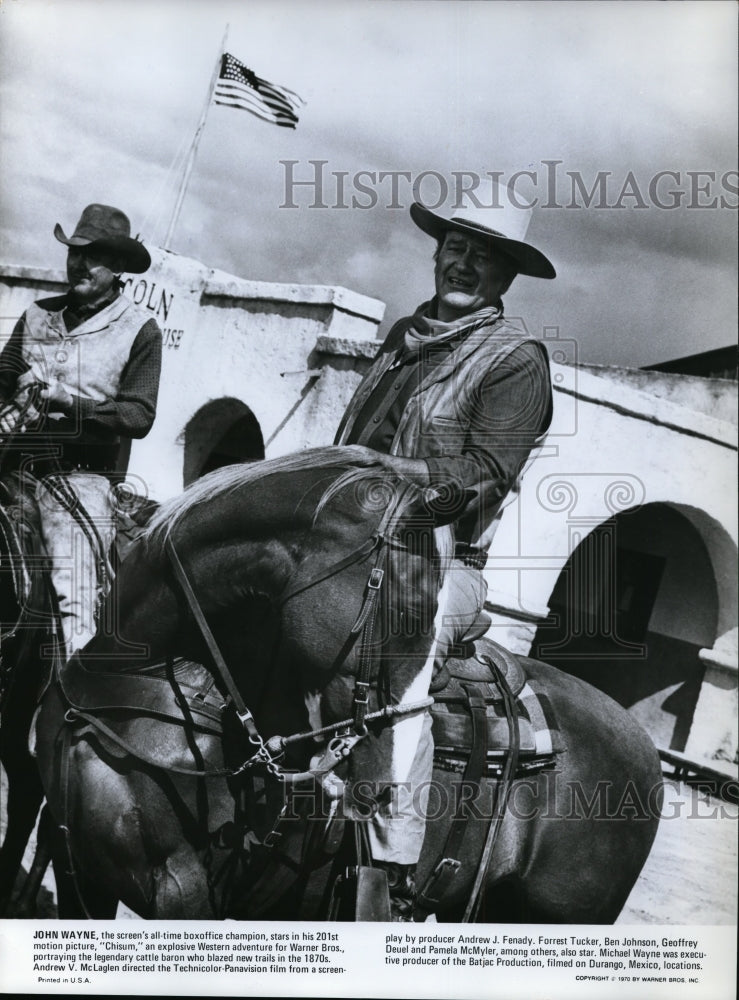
0 0 735 368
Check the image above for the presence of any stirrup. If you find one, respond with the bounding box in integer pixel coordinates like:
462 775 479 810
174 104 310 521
375 861 417 922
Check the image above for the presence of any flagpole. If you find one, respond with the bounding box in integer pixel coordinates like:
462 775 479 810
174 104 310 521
163 24 230 250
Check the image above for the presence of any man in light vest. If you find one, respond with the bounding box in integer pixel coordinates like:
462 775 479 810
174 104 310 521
335 193 556 918
0 204 162 658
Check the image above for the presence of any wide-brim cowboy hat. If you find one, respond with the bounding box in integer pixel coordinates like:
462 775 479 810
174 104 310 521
410 200 556 279
54 203 151 274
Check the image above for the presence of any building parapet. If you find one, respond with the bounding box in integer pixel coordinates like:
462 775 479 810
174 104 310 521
203 271 385 328
577 361 738 426
0 261 386 336
0 263 66 286
301 337 739 450
314 335 381 359
552 362 738 451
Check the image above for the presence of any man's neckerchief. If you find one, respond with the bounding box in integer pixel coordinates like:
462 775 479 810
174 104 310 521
402 299 503 357
63 282 122 332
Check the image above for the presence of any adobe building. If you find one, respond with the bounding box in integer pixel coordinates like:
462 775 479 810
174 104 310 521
1 249 736 779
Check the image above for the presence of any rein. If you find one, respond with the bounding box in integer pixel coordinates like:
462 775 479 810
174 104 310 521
0 381 47 467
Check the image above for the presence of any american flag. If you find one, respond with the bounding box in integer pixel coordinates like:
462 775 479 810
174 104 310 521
213 53 304 128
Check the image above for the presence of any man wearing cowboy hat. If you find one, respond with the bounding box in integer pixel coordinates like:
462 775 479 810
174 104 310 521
335 193 556 918
0 203 162 658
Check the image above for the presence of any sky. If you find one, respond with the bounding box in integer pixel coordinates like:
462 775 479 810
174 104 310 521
0 0 736 367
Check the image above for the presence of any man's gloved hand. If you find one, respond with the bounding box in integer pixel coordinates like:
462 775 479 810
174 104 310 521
0 379 43 436
0 403 25 436
38 379 73 414
16 369 38 391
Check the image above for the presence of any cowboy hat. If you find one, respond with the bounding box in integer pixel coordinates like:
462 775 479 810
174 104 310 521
54 204 151 274
410 198 556 279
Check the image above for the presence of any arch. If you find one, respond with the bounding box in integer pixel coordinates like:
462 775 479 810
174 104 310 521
669 503 738 638
182 398 265 487
531 502 736 754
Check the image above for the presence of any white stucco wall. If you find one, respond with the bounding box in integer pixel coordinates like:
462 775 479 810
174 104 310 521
124 248 386 500
577 362 738 424
487 363 737 649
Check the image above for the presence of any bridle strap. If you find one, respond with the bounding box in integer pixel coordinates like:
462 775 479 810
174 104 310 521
277 477 417 609
277 534 381 608
351 558 385 733
165 533 262 742
347 481 419 733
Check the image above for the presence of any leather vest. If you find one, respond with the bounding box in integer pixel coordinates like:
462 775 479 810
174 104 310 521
336 315 550 552
20 295 147 402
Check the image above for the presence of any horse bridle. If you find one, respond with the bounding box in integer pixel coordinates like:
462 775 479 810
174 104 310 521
164 475 436 787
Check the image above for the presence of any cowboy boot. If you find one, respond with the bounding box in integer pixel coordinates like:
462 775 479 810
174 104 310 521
376 861 417 921
429 658 450 693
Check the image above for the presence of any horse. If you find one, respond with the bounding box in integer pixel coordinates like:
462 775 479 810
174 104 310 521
0 462 154 916
31 446 662 921
0 472 60 915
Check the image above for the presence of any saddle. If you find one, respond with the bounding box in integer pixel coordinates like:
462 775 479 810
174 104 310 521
412 634 564 920
431 635 563 773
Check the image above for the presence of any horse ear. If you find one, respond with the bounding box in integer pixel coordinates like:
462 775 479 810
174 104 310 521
420 483 477 527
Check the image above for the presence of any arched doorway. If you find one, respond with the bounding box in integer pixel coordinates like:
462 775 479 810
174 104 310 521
182 398 265 486
531 503 723 753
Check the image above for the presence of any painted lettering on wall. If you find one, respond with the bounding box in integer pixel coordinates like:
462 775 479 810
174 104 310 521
123 277 183 348
162 328 184 349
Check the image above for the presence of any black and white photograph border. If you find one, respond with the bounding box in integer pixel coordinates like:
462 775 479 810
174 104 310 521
0 1 736 998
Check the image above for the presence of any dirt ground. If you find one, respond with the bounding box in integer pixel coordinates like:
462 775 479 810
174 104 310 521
1 770 736 923
617 776 737 925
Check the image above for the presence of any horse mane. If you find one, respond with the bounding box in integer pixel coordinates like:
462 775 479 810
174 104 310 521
144 446 455 583
144 446 388 542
